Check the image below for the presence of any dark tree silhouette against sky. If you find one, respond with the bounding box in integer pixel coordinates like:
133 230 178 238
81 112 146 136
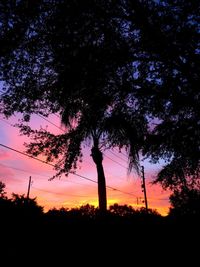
0 0 199 212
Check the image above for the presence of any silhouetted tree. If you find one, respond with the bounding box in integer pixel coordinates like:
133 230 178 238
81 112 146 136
169 186 200 217
136 207 161 217
68 204 97 220
0 181 6 198
0 181 13 219
11 193 43 217
0 0 43 58
46 207 69 217
109 203 135 217
137 0 200 189
0 0 149 212
1 0 199 207
0 182 44 221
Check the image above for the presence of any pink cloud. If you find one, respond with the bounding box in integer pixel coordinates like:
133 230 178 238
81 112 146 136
0 115 171 215
0 163 15 180
0 149 11 160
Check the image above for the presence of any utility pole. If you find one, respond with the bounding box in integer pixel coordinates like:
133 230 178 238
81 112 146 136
27 176 32 200
141 166 148 211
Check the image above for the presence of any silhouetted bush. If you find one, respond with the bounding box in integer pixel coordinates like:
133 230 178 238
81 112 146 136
11 193 44 217
109 203 136 217
169 188 200 217
0 181 7 199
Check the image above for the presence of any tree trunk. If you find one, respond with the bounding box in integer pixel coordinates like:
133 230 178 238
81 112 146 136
91 142 107 213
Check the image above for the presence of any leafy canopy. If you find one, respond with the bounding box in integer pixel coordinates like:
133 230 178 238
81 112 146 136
0 0 148 178
0 0 199 188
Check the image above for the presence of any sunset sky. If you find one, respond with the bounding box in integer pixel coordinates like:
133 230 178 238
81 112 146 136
0 111 171 216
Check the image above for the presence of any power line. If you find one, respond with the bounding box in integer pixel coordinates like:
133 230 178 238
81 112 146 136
37 115 130 170
0 117 14 127
0 115 138 189
0 148 163 202
0 114 143 197
0 114 137 184
108 150 127 163
84 157 131 183
45 116 130 169
0 142 96 187
0 143 99 184
0 143 56 167
31 186 90 198
37 114 64 131
113 148 128 159
0 143 139 197
103 154 127 169
1 113 132 173
36 114 132 170
0 162 140 198
0 162 49 178
0 114 144 198
0 162 97 189
0 143 97 183
53 113 60 119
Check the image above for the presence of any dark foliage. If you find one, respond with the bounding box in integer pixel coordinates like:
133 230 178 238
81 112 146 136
169 187 200 217
138 0 200 188
1 182 199 266
0 180 7 198
0 0 199 199
0 0 149 211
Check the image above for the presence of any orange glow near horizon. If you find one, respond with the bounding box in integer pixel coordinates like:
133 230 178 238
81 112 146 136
0 114 171 217
35 190 170 216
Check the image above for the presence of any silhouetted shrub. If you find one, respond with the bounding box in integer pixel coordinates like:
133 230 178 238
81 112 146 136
169 188 200 217
11 193 43 218
109 203 136 217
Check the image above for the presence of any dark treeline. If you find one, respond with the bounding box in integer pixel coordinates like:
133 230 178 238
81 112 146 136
1 181 200 225
0 1 199 263
0 180 161 224
1 180 199 264
0 1 199 260
0 0 199 214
